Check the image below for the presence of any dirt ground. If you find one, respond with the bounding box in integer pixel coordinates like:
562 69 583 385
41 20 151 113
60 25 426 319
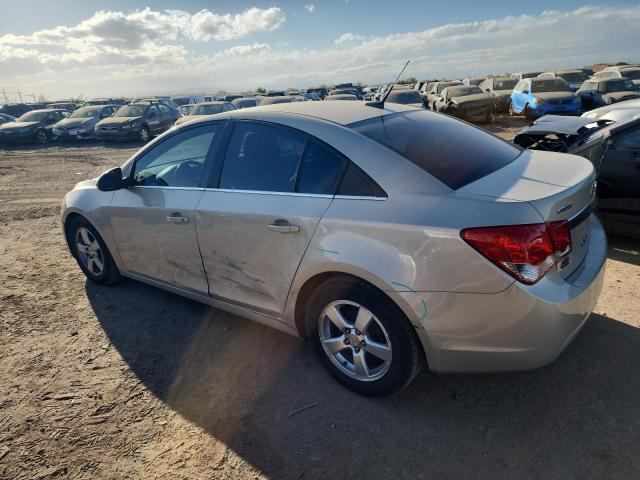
1 116 639 479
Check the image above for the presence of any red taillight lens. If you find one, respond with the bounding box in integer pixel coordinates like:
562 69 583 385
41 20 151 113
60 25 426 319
548 220 572 257
462 222 571 285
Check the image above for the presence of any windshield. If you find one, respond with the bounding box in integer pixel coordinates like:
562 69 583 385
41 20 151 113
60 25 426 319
172 98 191 106
621 69 640 80
531 79 572 93
349 110 520 189
494 79 517 90
447 86 483 97
603 79 636 93
558 72 589 83
115 105 147 117
387 90 422 104
17 111 49 122
70 107 102 118
436 82 460 93
189 104 224 115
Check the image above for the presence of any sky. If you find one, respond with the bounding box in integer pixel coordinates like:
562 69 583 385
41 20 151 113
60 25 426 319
0 0 639 100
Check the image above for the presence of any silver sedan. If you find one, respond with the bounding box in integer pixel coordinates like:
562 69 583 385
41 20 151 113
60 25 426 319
62 102 606 396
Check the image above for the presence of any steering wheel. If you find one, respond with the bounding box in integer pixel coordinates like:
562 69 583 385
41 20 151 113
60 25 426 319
172 160 202 185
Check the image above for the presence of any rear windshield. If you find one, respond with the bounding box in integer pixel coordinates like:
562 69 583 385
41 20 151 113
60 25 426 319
349 110 521 189
386 90 422 104
558 72 589 83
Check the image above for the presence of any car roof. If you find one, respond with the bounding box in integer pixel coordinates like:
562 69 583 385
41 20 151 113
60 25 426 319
28 108 65 113
221 99 416 126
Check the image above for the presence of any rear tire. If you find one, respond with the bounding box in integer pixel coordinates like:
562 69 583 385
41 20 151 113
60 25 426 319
35 130 48 144
67 216 121 285
305 276 424 396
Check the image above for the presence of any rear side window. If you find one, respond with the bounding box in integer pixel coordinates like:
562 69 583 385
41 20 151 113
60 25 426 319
337 163 386 197
349 110 521 189
296 142 346 195
219 123 305 192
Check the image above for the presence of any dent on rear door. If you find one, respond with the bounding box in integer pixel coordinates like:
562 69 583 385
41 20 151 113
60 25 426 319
195 192 333 317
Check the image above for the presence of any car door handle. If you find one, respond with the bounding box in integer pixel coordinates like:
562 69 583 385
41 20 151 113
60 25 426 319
268 220 300 233
166 213 189 224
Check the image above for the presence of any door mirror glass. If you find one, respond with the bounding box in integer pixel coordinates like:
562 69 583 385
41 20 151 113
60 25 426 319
97 167 124 191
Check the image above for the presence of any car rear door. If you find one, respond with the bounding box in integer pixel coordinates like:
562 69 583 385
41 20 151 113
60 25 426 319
195 121 347 317
145 106 162 133
108 123 225 293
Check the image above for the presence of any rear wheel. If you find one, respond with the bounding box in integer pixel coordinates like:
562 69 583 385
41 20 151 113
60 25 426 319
35 130 48 144
68 217 121 285
306 276 424 396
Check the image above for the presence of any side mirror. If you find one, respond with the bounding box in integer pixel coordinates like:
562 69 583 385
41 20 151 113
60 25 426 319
97 167 124 191
485 89 490 93
522 90 529 94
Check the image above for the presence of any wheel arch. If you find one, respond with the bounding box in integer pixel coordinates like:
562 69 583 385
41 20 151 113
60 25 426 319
291 269 415 339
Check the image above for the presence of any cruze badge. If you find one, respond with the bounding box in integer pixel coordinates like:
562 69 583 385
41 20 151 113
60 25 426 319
557 203 573 214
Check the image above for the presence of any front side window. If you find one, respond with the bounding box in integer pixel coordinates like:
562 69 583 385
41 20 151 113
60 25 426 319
349 110 521 190
158 104 171 115
219 123 305 192
133 125 221 187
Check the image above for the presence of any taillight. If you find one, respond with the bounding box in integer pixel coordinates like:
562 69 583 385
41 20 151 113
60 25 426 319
547 220 572 258
462 222 572 285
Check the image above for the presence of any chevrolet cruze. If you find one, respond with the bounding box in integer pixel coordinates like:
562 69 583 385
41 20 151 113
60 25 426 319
62 102 606 396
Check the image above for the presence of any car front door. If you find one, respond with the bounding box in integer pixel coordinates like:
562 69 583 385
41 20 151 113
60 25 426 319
597 124 640 234
195 121 346 317
108 123 225 293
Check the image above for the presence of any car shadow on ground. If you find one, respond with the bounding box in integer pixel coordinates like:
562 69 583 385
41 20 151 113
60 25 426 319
87 274 640 479
607 235 640 267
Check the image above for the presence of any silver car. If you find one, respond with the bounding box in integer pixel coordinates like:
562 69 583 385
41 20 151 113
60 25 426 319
62 102 606 396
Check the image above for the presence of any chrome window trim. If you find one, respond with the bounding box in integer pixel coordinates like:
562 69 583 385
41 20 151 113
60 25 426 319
334 194 387 201
132 185 204 191
203 187 333 199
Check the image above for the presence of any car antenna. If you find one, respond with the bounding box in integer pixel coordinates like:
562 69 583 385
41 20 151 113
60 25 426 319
366 60 411 109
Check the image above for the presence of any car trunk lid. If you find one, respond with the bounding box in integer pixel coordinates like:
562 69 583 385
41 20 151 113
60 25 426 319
458 150 597 279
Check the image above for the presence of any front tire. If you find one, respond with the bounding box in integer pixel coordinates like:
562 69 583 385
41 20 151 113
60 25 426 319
485 108 496 123
68 217 121 285
524 104 536 121
305 276 424 396
139 126 150 143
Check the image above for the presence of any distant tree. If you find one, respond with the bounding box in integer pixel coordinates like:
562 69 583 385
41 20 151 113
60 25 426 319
401 77 417 85
256 87 266 94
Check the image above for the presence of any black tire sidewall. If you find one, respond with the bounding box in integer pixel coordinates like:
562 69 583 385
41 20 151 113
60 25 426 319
68 217 119 285
305 277 422 396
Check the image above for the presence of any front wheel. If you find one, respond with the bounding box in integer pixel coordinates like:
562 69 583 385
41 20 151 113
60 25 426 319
68 217 121 285
485 108 496 123
139 126 150 143
306 276 424 396
524 104 536 121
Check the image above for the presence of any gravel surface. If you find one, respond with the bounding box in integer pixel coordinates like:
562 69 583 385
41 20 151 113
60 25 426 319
1 117 639 479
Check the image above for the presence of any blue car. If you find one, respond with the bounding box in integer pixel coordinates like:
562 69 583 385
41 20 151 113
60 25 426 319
510 78 582 120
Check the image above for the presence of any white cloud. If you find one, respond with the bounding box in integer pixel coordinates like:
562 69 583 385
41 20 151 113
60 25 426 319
305 4 315 13
334 33 368 45
1 5 640 99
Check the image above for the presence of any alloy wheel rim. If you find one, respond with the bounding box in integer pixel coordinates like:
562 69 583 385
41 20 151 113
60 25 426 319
75 227 104 276
37 131 47 144
140 128 149 142
318 300 392 382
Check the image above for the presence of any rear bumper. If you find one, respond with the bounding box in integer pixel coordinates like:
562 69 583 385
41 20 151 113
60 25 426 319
531 103 582 116
391 214 606 373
